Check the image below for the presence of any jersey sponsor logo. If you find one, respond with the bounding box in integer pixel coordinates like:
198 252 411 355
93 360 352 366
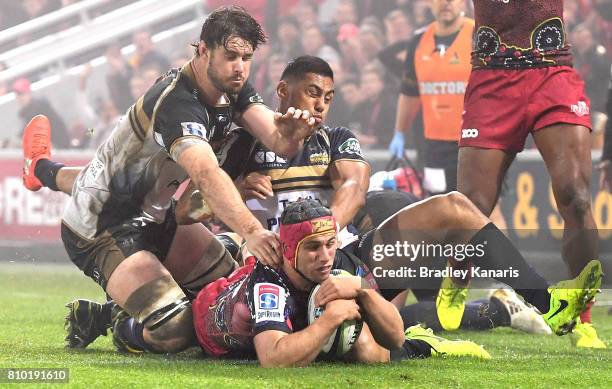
254 151 287 164
181 122 208 140
309 152 330 165
570 101 589 117
85 157 105 184
461 128 479 138
254 283 286 323
419 81 467 95
338 138 363 156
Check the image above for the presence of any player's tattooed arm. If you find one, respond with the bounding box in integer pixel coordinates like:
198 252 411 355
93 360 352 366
329 160 370 228
239 104 316 159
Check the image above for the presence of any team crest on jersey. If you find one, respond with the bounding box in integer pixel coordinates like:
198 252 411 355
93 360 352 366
338 138 362 156
249 94 264 104
309 152 330 165
181 122 208 140
254 283 286 323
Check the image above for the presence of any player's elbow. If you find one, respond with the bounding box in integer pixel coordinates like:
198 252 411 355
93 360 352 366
258 355 308 368
389 330 406 350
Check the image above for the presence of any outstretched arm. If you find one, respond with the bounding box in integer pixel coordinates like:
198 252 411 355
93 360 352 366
240 104 315 159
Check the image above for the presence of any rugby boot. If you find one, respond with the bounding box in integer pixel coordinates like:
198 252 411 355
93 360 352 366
489 288 551 335
111 305 145 354
22 115 51 191
65 299 112 348
436 276 467 331
571 320 607 348
404 324 491 359
542 260 603 335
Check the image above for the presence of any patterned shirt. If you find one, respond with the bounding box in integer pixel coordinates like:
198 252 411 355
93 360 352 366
472 0 572 68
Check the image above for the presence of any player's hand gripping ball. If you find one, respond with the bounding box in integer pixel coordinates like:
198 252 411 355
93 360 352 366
307 269 363 357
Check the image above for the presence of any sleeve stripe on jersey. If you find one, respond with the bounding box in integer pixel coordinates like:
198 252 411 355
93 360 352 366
332 158 370 166
273 183 333 193
134 96 151 132
271 175 331 185
264 165 328 182
128 108 145 141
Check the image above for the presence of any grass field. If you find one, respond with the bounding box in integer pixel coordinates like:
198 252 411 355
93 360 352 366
1 262 611 388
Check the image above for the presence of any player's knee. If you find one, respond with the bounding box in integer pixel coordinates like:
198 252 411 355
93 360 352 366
437 191 477 219
123 274 194 353
555 183 592 221
457 187 494 215
145 307 195 353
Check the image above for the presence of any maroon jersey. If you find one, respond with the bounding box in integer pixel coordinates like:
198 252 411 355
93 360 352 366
472 0 572 69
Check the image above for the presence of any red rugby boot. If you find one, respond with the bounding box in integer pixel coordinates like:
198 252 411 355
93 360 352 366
22 115 51 191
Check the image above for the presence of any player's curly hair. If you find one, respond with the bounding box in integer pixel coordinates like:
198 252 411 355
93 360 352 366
192 6 267 55
280 199 332 225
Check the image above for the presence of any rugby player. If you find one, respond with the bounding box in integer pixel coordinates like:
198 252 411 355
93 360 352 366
383 0 510 332
193 198 491 365
29 55 550 344
347 190 602 337
22 6 319 354
457 0 604 347
176 55 370 240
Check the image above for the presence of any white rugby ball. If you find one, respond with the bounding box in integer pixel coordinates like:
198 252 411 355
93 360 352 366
307 269 363 357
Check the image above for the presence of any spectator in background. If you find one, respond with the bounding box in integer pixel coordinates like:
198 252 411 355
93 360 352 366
105 44 133 114
337 23 367 76
410 0 434 29
170 49 191 69
378 9 414 81
324 63 353 127
324 0 360 42
13 77 70 148
301 22 341 64
571 24 610 114
353 64 396 148
291 2 318 30
592 0 612 53
129 29 170 74
272 16 302 59
358 21 386 64
260 53 288 109
384 9 412 45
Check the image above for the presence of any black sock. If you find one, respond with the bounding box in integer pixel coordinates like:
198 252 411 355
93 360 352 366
460 299 511 330
469 223 550 313
116 318 150 352
390 339 432 360
101 301 115 330
400 299 511 331
34 159 64 191
400 301 442 331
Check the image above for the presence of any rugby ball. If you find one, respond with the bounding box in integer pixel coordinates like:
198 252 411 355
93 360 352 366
307 269 363 357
